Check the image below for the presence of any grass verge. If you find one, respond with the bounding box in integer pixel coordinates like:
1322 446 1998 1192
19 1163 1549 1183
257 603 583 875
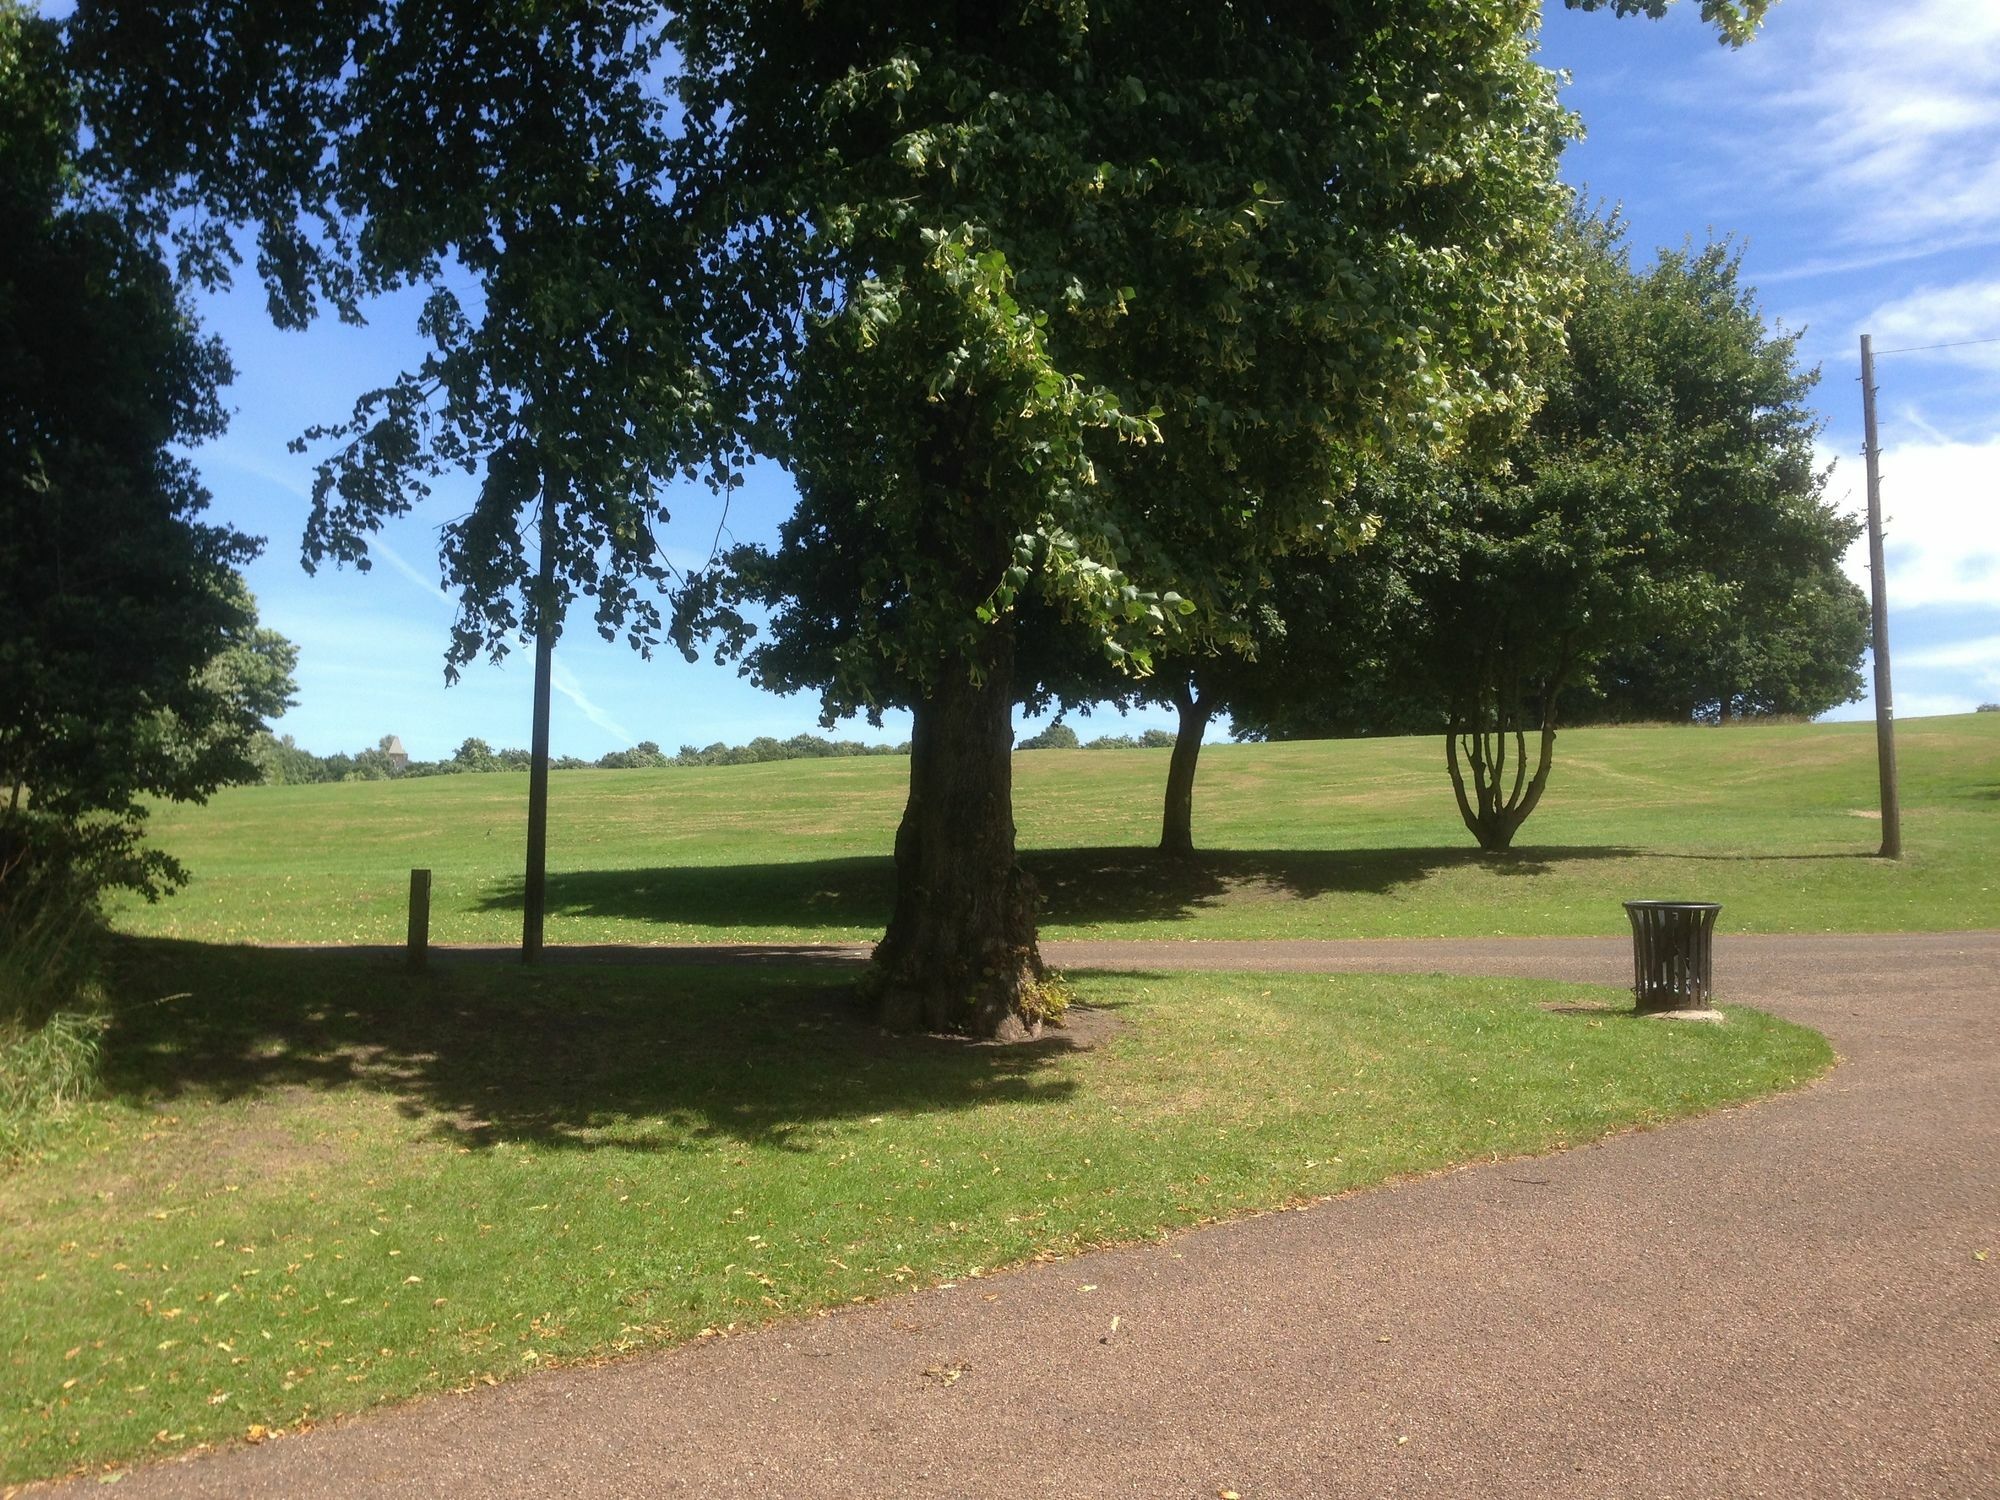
3 942 1832 1484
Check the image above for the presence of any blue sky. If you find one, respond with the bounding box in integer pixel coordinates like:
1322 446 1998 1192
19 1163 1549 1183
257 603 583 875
181 0 2000 760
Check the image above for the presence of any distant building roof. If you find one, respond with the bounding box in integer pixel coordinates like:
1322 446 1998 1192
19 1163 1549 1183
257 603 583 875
384 735 409 760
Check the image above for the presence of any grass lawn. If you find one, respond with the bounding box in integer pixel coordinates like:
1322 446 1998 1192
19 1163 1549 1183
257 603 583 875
3 942 1833 1484
114 713 2000 947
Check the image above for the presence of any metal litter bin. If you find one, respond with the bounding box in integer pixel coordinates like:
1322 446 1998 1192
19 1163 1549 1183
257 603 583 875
1622 900 1721 1013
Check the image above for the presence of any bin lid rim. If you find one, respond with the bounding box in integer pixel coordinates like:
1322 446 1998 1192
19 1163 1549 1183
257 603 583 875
1621 899 1722 910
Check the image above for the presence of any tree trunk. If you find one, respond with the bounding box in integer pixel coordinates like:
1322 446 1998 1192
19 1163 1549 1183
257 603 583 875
871 620 1048 1039
1447 724 1555 852
1444 643 1573 853
1158 676 1212 855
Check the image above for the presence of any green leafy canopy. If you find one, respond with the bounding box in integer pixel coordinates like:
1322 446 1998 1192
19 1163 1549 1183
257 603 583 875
2 2 294 906
671 0 1582 720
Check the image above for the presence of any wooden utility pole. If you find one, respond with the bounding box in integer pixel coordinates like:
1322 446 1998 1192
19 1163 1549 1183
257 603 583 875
1858 334 1902 859
522 471 562 960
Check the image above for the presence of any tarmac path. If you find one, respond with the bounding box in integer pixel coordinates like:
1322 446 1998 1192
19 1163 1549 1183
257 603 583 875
44 932 2000 1499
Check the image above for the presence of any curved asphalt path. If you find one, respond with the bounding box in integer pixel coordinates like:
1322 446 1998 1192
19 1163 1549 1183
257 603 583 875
42 932 2000 1499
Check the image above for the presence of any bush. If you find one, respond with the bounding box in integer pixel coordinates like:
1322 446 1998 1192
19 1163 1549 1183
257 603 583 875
0 868 108 1163
1978 703 1999 714
1019 723 1080 750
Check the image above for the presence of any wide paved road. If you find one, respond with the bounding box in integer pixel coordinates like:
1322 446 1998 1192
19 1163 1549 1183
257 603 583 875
53 933 2000 1499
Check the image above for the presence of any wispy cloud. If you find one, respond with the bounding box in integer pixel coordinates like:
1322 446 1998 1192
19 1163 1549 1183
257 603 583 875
550 659 635 745
1685 0 2000 254
370 536 454 610
1899 635 2000 678
1892 690 1986 718
1756 236 2000 287
370 538 636 745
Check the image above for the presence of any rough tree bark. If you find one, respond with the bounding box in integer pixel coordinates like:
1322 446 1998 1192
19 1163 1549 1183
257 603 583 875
871 617 1049 1039
1158 674 1213 855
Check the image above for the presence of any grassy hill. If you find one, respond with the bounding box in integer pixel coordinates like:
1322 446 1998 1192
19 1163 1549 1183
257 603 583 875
116 712 1999 945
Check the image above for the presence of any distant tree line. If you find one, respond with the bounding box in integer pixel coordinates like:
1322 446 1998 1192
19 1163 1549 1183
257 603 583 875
1017 724 1177 752
250 732 912 783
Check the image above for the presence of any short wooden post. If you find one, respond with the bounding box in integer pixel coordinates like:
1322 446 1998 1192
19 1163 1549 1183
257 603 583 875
406 868 432 972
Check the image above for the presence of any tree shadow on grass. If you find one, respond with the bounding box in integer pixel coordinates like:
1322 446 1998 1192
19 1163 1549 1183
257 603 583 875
97 937 1089 1156
1642 850 1880 862
476 844 1644 933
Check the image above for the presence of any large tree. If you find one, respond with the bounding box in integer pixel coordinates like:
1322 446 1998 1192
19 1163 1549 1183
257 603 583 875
1578 563 1867 724
1 3 294 912
64 0 737 953
673 0 1588 1033
1230 229 1855 852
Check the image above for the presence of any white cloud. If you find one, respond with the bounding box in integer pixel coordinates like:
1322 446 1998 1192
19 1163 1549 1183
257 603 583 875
1898 636 2000 701
1755 238 2000 288
370 538 636 745
1900 635 2000 671
1693 0 2000 254
1822 434 2000 610
1865 279 2000 370
1893 690 1986 718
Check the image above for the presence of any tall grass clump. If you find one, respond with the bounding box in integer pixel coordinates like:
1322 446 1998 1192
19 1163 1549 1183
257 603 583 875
0 861 109 1162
